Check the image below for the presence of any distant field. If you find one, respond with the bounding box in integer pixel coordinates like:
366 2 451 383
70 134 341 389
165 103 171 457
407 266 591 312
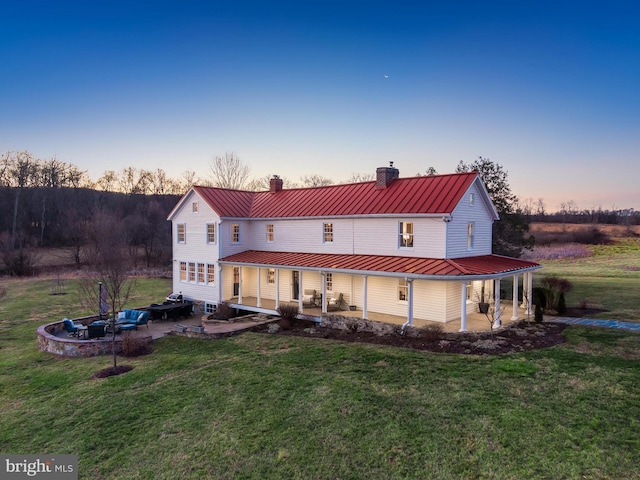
528 224 640 321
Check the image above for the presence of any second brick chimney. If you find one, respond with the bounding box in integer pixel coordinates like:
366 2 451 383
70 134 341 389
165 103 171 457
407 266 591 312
376 162 400 189
270 175 283 193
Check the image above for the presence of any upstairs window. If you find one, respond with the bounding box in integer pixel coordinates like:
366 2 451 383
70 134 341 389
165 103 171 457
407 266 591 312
231 224 241 243
177 224 186 244
267 268 275 284
467 223 475 249
469 193 474 205
192 201 199 213
207 223 216 244
399 222 413 248
323 223 333 243
266 224 274 242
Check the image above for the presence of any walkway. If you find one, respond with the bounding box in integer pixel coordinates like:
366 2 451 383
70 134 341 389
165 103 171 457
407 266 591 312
550 317 640 332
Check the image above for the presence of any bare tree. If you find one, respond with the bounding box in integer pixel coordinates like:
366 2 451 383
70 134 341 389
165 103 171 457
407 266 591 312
209 152 251 189
345 172 374 183
300 174 333 187
79 211 136 372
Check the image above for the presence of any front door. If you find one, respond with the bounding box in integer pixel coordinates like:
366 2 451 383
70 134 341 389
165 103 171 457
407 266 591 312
292 271 299 300
233 267 240 296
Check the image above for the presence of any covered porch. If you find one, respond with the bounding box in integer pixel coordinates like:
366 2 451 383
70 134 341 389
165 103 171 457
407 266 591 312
225 295 533 333
218 251 540 332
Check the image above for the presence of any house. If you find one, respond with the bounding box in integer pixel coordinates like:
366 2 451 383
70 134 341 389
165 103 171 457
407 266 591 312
166 164 541 331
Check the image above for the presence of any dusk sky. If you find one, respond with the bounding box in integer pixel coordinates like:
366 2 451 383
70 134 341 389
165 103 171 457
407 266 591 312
1 0 638 211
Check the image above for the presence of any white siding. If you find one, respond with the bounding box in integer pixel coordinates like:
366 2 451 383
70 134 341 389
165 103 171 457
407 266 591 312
446 182 494 258
171 190 221 303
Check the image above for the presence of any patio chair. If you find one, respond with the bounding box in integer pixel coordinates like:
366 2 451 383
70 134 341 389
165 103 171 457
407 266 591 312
302 289 316 306
62 318 82 337
327 293 344 311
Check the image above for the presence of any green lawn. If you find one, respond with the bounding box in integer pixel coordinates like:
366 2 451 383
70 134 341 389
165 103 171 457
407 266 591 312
1 277 640 479
537 238 640 321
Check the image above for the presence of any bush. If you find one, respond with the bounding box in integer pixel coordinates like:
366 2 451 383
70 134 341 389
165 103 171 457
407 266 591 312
211 302 235 320
557 292 567 315
571 227 611 245
419 324 443 341
277 304 299 330
534 303 544 323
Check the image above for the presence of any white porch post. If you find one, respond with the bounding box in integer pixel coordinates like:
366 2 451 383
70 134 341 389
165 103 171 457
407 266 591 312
321 272 327 314
275 269 280 309
494 278 501 328
298 270 303 313
511 274 519 321
527 272 534 315
238 267 243 305
256 267 262 308
218 265 223 304
362 275 368 320
460 281 467 332
406 279 414 327
521 272 529 309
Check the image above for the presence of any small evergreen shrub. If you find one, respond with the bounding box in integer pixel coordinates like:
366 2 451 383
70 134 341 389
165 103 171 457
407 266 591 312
534 303 544 323
419 324 444 341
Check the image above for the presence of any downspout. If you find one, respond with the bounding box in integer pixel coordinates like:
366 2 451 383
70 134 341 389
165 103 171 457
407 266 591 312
401 278 414 333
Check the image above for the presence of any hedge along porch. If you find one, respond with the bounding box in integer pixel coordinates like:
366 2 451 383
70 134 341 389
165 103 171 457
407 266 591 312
217 251 540 331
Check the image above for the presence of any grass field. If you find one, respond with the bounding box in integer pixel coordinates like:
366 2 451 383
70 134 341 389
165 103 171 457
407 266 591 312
1 277 640 479
534 237 640 321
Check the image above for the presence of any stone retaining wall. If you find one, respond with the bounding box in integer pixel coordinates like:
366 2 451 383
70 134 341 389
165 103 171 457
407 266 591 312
320 314 427 338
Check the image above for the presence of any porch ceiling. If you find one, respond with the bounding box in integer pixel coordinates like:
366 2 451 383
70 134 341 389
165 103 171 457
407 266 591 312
218 250 540 279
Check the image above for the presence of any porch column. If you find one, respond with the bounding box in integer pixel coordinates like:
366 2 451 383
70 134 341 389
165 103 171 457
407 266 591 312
521 272 529 309
218 265 223 304
406 278 414 327
275 269 280 309
256 267 262 308
321 272 327 314
298 270 303 313
460 281 467 332
511 274 519 321
494 278 501 328
527 272 534 315
238 267 243 305
362 275 368 320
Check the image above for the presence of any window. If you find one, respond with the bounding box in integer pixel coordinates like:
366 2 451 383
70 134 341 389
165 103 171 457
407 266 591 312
207 264 215 285
466 282 473 301
323 223 333 243
204 303 217 314
177 224 186 243
188 262 196 282
192 201 199 213
326 272 333 291
197 263 205 283
266 224 274 242
206 223 216 244
267 268 275 284
398 279 408 302
467 223 475 249
399 222 413 248
231 224 241 243
179 261 187 281
469 193 474 205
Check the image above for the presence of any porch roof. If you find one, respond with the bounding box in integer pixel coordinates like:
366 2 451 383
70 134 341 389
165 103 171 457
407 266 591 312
218 250 541 280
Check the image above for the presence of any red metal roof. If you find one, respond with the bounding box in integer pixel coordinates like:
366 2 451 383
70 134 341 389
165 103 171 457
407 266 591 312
192 172 479 218
218 251 540 278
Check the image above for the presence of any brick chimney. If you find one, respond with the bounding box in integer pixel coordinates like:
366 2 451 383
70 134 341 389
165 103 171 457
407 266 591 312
270 175 283 193
376 162 400 189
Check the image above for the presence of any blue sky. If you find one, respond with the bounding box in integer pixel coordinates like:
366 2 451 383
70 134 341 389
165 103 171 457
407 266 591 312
1 0 638 211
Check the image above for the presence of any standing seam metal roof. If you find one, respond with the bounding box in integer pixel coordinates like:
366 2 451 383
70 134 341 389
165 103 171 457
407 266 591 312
218 250 540 277
192 172 479 218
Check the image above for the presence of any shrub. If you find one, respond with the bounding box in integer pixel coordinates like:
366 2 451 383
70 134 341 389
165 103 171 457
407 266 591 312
277 304 299 330
419 323 443 341
211 302 234 320
534 303 544 323
557 292 567 315
571 227 611 245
